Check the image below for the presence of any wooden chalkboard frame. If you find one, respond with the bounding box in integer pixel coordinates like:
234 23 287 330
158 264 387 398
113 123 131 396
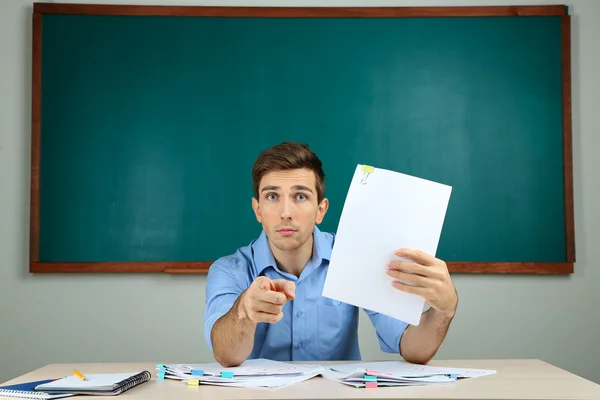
29 3 574 274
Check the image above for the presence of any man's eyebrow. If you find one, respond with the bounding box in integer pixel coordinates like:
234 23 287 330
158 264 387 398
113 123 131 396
292 185 313 193
261 185 280 192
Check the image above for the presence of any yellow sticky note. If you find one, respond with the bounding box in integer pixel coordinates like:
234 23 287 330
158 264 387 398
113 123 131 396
362 165 374 173
187 379 200 386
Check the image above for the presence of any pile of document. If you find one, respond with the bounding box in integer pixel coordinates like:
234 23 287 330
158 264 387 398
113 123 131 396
156 359 495 389
322 361 496 388
156 359 324 388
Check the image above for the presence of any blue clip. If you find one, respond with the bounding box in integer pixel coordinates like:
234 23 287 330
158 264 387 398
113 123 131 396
157 372 165 380
450 374 457 380
191 369 204 376
221 371 234 378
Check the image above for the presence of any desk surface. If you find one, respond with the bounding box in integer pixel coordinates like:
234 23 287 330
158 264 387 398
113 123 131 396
2 359 600 400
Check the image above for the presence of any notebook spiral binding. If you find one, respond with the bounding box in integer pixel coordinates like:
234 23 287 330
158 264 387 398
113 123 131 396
113 371 152 395
0 388 54 399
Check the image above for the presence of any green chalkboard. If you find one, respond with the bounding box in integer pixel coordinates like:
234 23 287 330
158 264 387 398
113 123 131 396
31 5 574 273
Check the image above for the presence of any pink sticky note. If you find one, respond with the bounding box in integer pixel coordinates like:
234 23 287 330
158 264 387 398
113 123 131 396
366 369 380 376
366 382 378 389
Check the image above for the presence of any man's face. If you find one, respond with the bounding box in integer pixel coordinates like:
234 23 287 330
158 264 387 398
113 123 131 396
252 168 328 253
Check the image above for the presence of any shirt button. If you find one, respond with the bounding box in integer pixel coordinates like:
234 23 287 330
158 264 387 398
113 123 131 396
296 311 302 317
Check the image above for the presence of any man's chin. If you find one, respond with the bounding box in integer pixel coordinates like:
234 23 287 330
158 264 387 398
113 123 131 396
273 241 302 252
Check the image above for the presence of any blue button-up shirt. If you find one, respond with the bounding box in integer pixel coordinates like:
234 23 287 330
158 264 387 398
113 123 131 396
204 226 408 361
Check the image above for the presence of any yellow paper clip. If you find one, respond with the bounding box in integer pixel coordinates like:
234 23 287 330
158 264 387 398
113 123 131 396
361 165 374 184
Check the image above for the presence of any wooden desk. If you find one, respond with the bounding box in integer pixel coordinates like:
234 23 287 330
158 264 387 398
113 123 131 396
2 360 600 399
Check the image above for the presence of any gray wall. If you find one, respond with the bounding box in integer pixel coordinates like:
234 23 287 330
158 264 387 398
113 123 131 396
2 0 599 385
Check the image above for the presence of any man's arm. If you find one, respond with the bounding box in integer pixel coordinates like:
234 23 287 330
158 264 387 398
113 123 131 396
211 293 258 367
399 307 454 364
386 248 458 364
207 275 296 367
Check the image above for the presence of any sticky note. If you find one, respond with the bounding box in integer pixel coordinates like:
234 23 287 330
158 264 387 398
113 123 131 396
157 373 165 380
362 165 374 173
221 371 234 378
187 379 200 386
366 369 379 376
363 375 377 382
366 381 378 388
451 374 457 379
191 369 204 376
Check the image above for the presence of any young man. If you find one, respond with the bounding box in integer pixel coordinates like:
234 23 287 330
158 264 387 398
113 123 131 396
205 142 458 367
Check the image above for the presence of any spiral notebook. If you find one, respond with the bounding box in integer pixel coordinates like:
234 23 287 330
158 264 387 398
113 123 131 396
0 379 73 399
34 371 151 396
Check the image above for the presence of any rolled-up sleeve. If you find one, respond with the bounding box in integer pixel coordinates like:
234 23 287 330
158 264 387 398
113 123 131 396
364 309 409 355
204 257 247 351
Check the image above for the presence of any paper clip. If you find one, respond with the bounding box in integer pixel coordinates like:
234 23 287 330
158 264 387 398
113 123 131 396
360 165 374 185
187 379 200 386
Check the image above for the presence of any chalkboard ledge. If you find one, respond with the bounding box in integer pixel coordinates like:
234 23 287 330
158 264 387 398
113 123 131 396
29 262 573 274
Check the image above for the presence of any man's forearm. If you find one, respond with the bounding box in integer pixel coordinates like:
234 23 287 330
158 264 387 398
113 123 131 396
211 295 256 367
399 308 454 364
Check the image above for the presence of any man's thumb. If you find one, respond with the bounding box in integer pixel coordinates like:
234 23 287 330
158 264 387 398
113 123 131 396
256 276 272 291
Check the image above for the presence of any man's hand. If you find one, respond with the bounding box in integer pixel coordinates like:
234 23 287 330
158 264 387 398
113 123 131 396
386 248 458 317
238 276 296 324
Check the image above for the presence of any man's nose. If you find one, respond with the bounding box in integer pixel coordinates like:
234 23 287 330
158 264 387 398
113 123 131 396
280 197 292 220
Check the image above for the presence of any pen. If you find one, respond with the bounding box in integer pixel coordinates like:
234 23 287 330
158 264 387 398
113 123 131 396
73 369 87 381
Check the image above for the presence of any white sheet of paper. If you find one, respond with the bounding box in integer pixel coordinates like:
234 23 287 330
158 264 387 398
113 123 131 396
322 165 452 326
329 361 496 379
172 359 319 377
36 373 140 390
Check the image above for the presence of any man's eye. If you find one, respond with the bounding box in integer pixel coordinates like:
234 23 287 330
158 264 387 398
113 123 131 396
267 193 278 200
296 194 307 201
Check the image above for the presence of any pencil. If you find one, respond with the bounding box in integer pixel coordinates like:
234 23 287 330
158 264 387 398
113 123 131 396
73 369 86 381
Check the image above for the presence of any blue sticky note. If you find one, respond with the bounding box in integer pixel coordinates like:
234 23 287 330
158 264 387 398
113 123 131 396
451 374 457 380
221 371 234 378
158 372 165 380
191 369 204 376
363 375 377 382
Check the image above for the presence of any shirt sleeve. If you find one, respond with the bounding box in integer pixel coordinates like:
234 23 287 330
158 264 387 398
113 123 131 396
204 256 248 351
363 309 409 355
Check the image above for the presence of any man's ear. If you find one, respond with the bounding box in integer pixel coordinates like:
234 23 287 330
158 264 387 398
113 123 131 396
252 197 262 223
315 198 329 224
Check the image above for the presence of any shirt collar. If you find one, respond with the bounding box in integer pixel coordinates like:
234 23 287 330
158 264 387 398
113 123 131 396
253 226 331 276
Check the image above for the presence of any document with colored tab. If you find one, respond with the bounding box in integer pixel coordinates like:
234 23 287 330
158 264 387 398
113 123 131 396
322 360 496 388
323 164 452 326
157 359 323 388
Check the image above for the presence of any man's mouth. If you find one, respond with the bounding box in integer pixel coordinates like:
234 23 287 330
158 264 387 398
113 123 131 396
277 228 297 236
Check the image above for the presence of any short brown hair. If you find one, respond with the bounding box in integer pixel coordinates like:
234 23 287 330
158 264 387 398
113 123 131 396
252 142 326 203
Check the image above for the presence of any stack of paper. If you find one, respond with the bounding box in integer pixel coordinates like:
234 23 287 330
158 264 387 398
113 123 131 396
322 361 496 388
157 359 323 388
